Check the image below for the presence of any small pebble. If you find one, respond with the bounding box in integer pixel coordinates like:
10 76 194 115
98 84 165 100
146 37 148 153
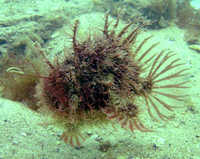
12 141 18 145
153 143 159 151
169 37 175 41
56 141 61 145
21 132 27 137
56 148 60 152
86 131 93 136
94 135 103 142
98 141 111 152
128 156 134 159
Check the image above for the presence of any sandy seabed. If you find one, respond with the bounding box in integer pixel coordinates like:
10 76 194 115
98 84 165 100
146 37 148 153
0 0 200 159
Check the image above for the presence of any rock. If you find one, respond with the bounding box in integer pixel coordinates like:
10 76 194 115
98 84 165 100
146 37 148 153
189 44 200 52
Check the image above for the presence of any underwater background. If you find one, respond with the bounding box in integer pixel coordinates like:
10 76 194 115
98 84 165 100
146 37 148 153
0 0 200 159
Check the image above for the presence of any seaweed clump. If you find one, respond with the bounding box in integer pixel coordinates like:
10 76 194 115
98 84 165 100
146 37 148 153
176 1 200 44
2 15 188 147
0 38 45 110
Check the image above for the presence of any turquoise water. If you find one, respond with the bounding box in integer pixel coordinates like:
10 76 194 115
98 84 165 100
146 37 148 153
0 0 200 159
